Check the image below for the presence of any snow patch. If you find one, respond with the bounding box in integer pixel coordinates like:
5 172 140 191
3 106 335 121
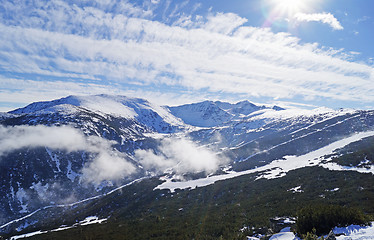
326 188 340 192
9 216 107 240
156 131 374 192
45 148 61 172
1 178 145 231
322 162 374 175
269 231 299 240
66 160 79 182
79 216 107 226
288 186 303 193
16 187 28 213
273 217 297 225
10 230 45 240
334 222 374 240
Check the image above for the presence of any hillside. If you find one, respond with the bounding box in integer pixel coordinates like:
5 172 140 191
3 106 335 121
0 95 373 239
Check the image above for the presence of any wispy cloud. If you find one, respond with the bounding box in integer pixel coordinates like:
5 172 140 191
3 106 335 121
0 0 373 110
0 125 136 184
293 12 343 30
135 137 228 174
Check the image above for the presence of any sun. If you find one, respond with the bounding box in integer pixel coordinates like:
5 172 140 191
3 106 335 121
261 0 318 28
268 0 313 16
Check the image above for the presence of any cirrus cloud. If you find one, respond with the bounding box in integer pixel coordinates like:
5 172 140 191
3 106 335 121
0 0 373 111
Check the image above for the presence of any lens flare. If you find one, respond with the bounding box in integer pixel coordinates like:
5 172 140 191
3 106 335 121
271 0 307 16
262 0 317 28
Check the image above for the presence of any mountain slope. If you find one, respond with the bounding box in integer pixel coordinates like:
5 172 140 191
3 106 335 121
1 95 189 226
168 101 232 127
168 100 284 127
10 94 185 133
1 95 374 239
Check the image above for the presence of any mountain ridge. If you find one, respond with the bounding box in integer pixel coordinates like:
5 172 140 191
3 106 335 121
1 94 374 239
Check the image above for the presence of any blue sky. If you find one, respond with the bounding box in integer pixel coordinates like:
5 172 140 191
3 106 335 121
0 0 373 111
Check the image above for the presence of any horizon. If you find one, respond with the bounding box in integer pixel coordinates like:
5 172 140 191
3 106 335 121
1 0 373 112
3 93 351 113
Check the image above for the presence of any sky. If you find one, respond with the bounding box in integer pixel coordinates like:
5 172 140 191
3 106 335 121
0 0 373 112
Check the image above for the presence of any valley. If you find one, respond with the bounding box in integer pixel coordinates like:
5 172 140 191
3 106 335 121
0 94 373 239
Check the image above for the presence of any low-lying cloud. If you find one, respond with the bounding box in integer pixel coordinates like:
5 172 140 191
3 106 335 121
135 137 228 174
0 125 136 184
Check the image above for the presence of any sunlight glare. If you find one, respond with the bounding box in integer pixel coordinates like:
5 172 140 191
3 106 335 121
269 0 313 16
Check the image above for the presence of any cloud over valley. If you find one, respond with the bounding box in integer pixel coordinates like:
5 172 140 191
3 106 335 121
135 137 228 175
0 125 136 184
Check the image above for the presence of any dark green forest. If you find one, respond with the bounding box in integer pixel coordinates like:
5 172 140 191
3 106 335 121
4 166 372 240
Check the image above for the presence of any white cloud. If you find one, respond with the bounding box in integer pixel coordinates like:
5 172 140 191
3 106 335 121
0 1 373 109
0 77 215 112
81 149 136 184
135 137 228 174
203 12 248 35
0 125 136 184
293 12 343 30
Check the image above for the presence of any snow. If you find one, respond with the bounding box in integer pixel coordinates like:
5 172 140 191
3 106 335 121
169 100 285 128
169 101 232 127
10 230 45 240
322 162 374 175
77 95 138 118
0 178 145 231
266 223 374 240
79 216 107 226
250 107 354 121
327 188 340 192
273 218 296 225
15 220 38 232
45 148 61 172
288 186 303 193
283 219 296 224
156 130 374 192
9 95 185 131
334 222 374 239
9 216 107 240
37 104 80 115
269 231 299 240
16 187 28 213
66 160 79 182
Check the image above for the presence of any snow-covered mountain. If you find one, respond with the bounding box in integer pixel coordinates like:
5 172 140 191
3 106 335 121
168 100 232 127
10 94 185 133
168 100 284 127
1 95 374 239
215 100 284 116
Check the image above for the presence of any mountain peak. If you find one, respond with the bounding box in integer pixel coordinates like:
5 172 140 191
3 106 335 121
168 101 231 127
9 94 185 133
10 95 146 117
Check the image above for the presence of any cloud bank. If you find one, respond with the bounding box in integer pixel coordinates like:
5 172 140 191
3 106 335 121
135 137 227 174
293 12 343 30
0 125 136 184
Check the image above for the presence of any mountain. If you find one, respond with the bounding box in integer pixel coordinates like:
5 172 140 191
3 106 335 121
9 94 185 133
168 100 232 127
168 100 283 127
0 95 187 229
214 100 283 116
0 95 374 239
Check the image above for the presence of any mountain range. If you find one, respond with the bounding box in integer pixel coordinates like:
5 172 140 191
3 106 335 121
0 94 373 239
